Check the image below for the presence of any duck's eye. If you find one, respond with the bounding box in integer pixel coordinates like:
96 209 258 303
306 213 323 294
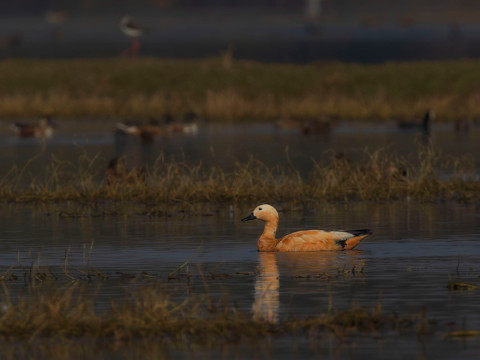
258 207 262 211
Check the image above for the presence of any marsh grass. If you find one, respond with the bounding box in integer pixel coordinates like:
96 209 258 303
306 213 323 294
2 58 480 120
0 147 478 215
0 284 422 343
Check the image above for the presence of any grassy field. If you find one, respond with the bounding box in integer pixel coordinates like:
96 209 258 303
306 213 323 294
1 58 480 121
0 148 478 215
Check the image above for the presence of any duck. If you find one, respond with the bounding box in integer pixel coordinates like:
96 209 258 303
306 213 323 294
301 118 332 135
139 118 165 141
274 118 304 130
104 156 146 185
116 118 164 142
397 109 434 133
241 204 371 251
116 120 142 136
275 116 333 135
165 111 199 134
10 116 55 139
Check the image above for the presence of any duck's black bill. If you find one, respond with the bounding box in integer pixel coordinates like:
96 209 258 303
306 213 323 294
241 213 256 222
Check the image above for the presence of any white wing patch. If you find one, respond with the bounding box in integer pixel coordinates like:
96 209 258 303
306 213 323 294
330 231 354 240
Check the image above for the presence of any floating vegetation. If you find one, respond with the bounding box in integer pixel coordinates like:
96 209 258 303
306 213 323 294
444 330 480 339
0 148 478 215
1 58 480 120
447 282 480 291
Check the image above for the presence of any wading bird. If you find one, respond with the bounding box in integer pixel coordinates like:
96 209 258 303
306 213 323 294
119 15 148 57
241 204 371 251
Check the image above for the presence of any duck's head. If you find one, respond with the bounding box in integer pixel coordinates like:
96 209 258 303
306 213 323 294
241 204 278 223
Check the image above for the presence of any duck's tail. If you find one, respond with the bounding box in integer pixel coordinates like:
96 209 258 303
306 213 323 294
344 229 372 250
116 122 139 135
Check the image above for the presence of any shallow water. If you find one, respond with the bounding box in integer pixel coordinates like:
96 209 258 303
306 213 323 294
0 121 480 358
0 201 479 358
1 120 480 180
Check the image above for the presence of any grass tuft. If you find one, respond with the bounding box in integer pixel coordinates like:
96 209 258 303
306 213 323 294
0 147 478 215
0 284 421 343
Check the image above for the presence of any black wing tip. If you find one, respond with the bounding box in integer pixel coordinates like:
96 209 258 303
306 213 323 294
336 229 372 249
336 239 347 248
348 229 373 236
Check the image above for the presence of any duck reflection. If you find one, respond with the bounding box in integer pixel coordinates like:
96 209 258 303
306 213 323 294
253 253 280 323
253 251 366 323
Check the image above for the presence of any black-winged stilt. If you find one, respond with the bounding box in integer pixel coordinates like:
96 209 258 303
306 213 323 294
119 16 148 57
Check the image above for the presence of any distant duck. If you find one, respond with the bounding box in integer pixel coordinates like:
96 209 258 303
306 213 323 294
397 109 434 133
119 15 148 57
241 204 371 251
275 116 333 135
10 116 55 139
116 119 164 142
166 111 200 134
274 118 304 130
104 156 146 185
139 118 165 142
116 120 142 136
301 118 332 135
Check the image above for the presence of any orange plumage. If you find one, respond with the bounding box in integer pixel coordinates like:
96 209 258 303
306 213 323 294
241 204 371 252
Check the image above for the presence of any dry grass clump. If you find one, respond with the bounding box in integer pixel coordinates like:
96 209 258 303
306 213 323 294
0 285 420 343
2 58 480 120
0 148 478 215
309 147 479 202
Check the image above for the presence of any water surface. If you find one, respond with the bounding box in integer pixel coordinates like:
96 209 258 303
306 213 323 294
1 120 480 179
0 201 479 358
0 121 479 358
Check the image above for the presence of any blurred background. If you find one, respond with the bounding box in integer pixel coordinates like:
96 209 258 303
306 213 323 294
1 0 480 63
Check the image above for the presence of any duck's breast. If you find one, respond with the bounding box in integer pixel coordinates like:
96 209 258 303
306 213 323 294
276 230 346 251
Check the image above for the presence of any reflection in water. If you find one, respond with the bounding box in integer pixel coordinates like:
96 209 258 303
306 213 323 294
277 250 366 276
253 251 367 323
253 253 279 323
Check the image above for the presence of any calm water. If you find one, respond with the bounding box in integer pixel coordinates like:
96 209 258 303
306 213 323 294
0 201 479 359
0 120 479 359
3 12 480 63
1 120 480 178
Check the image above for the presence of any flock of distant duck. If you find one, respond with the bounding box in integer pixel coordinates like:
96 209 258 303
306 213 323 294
7 110 478 191
9 116 56 139
8 109 477 141
8 112 201 141
275 109 476 135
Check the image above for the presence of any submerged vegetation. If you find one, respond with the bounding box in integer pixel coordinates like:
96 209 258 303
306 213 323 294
0 147 478 215
1 58 480 120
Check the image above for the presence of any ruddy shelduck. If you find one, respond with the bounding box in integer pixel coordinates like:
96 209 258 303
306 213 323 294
241 204 371 251
10 116 55 139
